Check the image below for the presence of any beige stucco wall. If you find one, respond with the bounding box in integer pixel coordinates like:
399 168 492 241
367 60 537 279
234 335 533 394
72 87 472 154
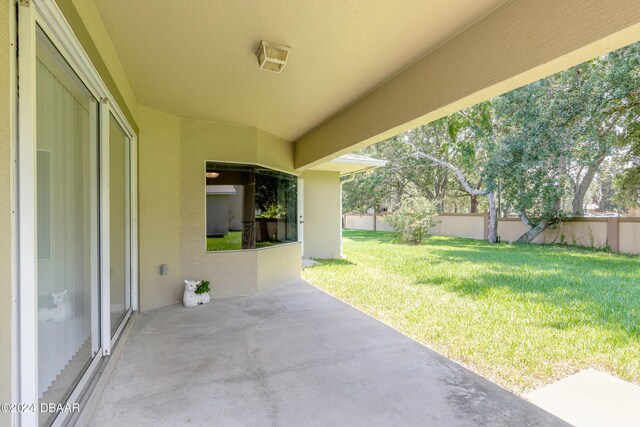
619 221 640 254
344 214 394 232
301 171 341 259
0 0 12 423
257 243 302 293
345 213 486 239
544 221 607 247
497 220 529 243
257 128 296 173
137 106 183 311
498 219 609 247
136 107 302 308
179 117 299 302
345 214 376 231
375 216 394 232
431 215 486 240
345 213 637 253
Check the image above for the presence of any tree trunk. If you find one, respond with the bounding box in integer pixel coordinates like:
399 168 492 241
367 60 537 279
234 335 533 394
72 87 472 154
516 219 550 243
413 149 500 243
572 153 606 215
487 192 498 243
470 195 478 213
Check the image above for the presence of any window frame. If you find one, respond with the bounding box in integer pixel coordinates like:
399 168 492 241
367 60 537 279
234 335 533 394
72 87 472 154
204 160 300 253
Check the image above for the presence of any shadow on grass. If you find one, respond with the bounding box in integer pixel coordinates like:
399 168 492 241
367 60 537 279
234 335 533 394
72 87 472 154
343 229 396 244
430 246 633 278
343 230 640 339
311 258 357 267
415 251 640 338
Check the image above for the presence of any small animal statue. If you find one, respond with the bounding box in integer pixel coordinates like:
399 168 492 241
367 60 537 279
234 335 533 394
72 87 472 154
183 280 211 308
38 289 73 322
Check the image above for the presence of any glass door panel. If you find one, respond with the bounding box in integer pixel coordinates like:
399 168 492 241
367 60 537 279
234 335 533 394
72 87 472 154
109 114 131 336
35 27 100 426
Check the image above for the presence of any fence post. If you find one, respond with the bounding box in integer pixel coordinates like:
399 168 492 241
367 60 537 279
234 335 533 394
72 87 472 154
483 212 489 241
607 217 619 253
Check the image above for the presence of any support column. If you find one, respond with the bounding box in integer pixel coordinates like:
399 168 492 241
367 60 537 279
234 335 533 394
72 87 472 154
242 171 256 249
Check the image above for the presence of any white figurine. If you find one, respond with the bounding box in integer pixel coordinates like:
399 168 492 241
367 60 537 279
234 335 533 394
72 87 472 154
38 289 73 322
183 280 211 308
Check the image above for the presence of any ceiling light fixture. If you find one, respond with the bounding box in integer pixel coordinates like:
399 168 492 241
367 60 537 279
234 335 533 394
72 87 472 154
206 172 220 179
256 40 290 73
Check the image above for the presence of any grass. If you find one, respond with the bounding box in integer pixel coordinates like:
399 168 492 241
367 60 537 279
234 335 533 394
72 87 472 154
207 231 242 251
302 229 640 394
207 231 288 251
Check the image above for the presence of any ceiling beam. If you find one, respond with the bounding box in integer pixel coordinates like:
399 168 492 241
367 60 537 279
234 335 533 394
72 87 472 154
294 0 640 170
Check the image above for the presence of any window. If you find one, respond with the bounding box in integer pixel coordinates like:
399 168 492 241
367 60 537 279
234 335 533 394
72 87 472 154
205 162 297 251
36 27 100 425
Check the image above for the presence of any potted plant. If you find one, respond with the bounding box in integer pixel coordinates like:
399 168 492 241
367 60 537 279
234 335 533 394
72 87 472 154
183 279 212 307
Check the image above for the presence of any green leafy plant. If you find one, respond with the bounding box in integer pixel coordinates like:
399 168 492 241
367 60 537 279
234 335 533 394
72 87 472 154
260 203 286 219
385 196 439 244
196 280 211 295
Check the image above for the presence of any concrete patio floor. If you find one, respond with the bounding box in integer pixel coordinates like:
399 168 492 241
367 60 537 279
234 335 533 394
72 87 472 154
91 280 566 426
525 368 640 427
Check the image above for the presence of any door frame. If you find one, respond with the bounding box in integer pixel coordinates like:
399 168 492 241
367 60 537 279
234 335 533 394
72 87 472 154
297 177 304 256
16 1 138 425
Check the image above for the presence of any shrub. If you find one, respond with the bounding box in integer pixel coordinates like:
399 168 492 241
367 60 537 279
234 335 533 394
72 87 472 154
385 197 439 244
260 203 286 219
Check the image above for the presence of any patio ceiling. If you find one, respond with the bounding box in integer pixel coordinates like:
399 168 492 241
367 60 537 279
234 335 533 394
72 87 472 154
94 0 506 141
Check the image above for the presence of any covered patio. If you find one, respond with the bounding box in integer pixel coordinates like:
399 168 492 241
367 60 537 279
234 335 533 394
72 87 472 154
4 0 640 425
91 281 565 426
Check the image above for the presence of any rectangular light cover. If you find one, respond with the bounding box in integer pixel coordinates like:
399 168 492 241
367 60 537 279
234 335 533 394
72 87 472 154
256 41 290 73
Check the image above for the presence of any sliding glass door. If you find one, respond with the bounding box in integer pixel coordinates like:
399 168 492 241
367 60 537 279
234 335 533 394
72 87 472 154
17 3 138 423
35 27 101 426
109 114 132 337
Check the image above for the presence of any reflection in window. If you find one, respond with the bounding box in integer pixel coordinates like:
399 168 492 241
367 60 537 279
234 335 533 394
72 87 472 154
205 163 297 251
36 26 100 426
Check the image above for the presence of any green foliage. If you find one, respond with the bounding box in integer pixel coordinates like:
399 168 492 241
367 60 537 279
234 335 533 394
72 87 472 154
614 166 640 208
254 172 297 220
196 280 211 294
342 137 417 214
260 203 286 219
385 197 439 244
343 39 640 225
343 102 496 215
490 41 640 217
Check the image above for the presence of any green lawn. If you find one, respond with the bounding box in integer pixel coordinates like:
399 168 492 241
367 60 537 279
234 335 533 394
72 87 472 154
207 231 286 251
302 229 640 394
207 231 242 251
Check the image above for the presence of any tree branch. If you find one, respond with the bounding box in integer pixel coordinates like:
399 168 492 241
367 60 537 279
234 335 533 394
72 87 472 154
410 145 486 197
